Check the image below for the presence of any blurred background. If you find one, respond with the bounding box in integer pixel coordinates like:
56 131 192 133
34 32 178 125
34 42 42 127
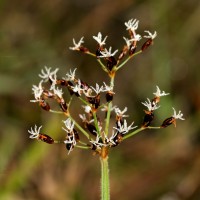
0 0 200 199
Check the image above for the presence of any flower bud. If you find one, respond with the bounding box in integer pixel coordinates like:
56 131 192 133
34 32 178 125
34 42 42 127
38 133 54 144
106 91 114 102
86 123 97 136
39 100 50 111
161 117 176 128
141 38 153 51
106 56 117 71
111 132 123 147
142 110 154 127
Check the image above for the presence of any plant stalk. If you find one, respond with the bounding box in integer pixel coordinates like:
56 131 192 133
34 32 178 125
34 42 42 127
100 154 110 200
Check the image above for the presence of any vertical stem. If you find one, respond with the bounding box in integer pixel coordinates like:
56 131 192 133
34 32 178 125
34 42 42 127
105 75 115 136
100 155 110 200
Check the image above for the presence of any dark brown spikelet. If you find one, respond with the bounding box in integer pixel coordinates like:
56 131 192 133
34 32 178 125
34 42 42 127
87 94 100 109
39 100 50 111
142 111 154 127
67 81 75 95
57 79 68 86
59 102 68 112
66 143 74 151
111 132 123 147
79 46 89 53
96 48 102 57
106 92 114 102
73 129 80 142
38 134 54 144
86 123 97 136
106 56 117 71
129 44 136 55
141 38 153 51
161 117 176 128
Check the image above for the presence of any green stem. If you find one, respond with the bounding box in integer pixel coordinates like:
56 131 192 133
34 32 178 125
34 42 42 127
116 50 142 71
100 156 110 200
105 76 114 136
123 126 161 140
93 112 101 136
97 59 109 73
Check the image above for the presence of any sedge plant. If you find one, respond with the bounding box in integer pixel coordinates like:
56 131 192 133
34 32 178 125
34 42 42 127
28 18 184 200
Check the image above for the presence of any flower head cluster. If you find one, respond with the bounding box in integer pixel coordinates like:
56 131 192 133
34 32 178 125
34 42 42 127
68 18 157 73
28 19 184 157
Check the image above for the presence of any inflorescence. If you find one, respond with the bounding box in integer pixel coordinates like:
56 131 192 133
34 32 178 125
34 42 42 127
28 19 184 157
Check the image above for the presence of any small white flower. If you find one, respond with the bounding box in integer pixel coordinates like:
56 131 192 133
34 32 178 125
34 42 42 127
62 118 75 133
125 19 139 31
142 98 160 111
90 135 105 148
114 120 137 134
65 68 77 81
93 32 107 46
103 82 114 92
99 47 118 58
71 80 83 96
108 131 118 146
153 86 169 97
114 107 129 118
144 30 157 39
53 86 63 99
28 125 42 139
30 80 43 102
123 36 141 48
79 114 87 122
90 83 104 94
69 37 84 50
172 108 185 120
82 105 92 113
39 66 59 83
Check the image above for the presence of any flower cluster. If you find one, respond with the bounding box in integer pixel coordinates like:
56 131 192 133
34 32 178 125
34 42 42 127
28 19 184 157
141 86 184 128
69 18 157 74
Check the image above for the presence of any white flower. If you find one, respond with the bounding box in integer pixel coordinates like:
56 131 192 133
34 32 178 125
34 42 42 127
99 47 118 58
123 36 142 48
62 118 75 133
142 98 160 111
108 131 118 146
114 120 137 134
82 105 92 113
172 108 185 120
103 82 114 92
114 107 129 118
144 30 157 39
79 114 87 122
124 19 139 31
71 80 83 96
65 68 77 81
30 80 43 102
39 66 59 83
69 37 84 50
153 86 169 97
53 86 63 99
90 83 104 94
93 32 107 46
28 125 42 139
90 134 105 148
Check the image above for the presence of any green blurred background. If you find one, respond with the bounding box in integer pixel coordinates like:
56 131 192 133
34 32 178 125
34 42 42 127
0 0 200 199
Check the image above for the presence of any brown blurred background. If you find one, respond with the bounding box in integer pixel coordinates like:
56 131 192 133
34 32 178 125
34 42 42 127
0 0 200 199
